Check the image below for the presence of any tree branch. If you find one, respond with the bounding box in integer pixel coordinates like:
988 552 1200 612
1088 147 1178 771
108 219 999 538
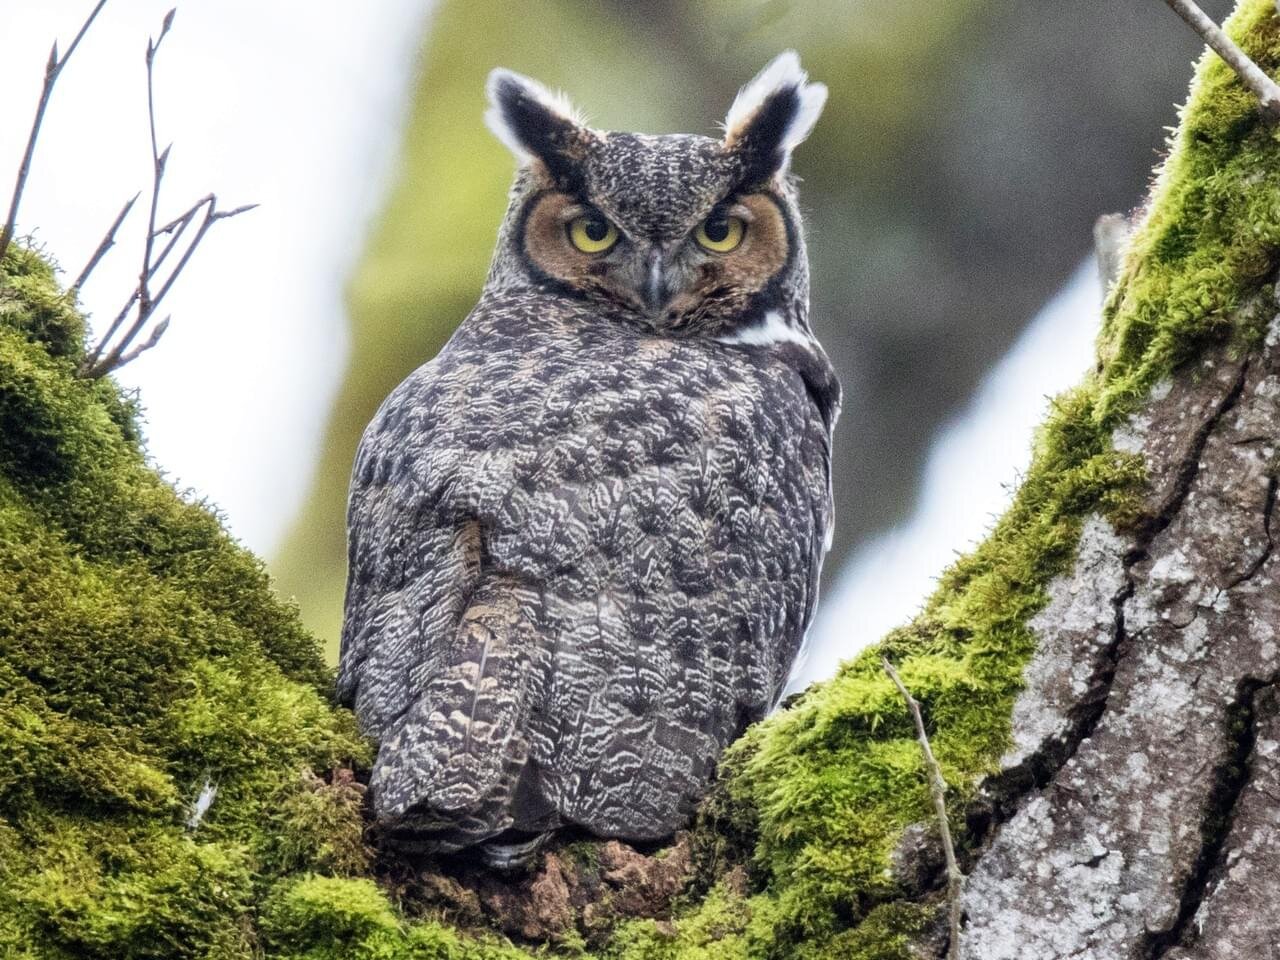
1162 0 1280 121
70 192 140 297
883 656 964 960
0 0 110 268
80 9 256 379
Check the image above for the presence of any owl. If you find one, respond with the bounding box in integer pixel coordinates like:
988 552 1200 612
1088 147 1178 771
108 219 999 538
338 51 839 869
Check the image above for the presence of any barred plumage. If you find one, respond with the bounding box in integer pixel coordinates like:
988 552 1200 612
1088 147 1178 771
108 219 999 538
339 51 839 866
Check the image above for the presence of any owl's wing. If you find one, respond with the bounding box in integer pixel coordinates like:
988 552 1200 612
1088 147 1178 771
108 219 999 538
336 374 478 737
337 358 550 849
771 336 842 686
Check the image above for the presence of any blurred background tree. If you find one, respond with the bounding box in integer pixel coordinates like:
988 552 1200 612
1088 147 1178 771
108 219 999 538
274 0 1231 657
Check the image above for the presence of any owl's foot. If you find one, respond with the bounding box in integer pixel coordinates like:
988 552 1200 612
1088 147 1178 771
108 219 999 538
478 829 549 872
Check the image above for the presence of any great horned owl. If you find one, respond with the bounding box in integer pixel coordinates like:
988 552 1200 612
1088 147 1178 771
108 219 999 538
338 52 839 868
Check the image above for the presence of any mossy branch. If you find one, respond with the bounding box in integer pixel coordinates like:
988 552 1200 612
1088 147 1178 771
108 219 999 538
882 657 964 960
0 0 109 268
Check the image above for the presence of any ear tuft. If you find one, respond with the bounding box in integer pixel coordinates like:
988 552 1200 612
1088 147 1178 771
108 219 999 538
485 68 589 176
723 51 827 180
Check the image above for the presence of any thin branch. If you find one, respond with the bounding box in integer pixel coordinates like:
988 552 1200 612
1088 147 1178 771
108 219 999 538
82 10 176 373
1163 0 1280 122
70 192 140 296
83 194 255 378
150 203 256 309
149 194 215 278
883 657 964 960
5 3 249 378
110 315 170 369
80 8 260 379
88 192 211 355
82 194 209 372
0 0 110 268
136 11 177 333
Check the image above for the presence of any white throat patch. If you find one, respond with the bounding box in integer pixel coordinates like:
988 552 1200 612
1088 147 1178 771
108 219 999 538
715 310 813 348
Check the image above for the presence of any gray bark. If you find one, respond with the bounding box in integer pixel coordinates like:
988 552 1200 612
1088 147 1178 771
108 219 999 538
956 298 1280 958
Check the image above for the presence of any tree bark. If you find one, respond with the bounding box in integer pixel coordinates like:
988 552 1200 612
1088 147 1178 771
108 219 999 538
960 310 1280 958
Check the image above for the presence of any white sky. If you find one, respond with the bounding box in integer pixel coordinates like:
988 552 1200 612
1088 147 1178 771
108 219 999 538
3 3 1103 688
790 259 1102 689
0 0 432 554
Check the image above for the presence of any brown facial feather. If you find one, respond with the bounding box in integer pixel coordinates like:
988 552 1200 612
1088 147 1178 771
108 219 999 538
522 190 790 330
522 192 598 283
668 193 789 324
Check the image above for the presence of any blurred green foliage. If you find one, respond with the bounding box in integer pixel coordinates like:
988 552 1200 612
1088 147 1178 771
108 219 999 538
273 0 989 656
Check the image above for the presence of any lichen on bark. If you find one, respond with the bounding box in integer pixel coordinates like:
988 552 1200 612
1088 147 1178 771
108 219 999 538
3 0 1279 957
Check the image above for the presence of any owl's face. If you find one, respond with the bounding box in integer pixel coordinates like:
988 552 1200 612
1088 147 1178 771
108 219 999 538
484 53 826 337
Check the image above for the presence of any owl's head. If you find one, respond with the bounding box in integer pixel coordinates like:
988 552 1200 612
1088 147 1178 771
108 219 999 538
484 52 826 337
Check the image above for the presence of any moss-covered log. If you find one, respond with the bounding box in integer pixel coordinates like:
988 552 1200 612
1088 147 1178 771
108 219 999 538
3 1 1280 957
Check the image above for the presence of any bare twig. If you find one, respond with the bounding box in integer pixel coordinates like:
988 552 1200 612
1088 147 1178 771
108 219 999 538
1162 0 1280 122
70 192 140 296
81 9 256 378
883 657 964 960
81 11 176 375
143 196 207 286
135 11 177 338
86 197 254 377
86 192 211 361
0 0 110 268
149 201 257 312
111 315 170 369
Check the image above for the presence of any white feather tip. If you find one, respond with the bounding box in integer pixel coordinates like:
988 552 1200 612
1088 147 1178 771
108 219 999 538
723 51 826 156
484 68 585 162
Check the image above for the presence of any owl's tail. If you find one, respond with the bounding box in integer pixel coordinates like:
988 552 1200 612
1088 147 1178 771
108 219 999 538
368 583 563 870
367 577 551 858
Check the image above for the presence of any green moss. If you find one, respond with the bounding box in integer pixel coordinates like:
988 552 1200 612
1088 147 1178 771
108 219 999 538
0 246 85 361
1097 1 1280 421
264 769 371 877
261 877 535 960
604 883 759 960
261 877 404 960
10 822 255 960
0 241 374 958
4 1 1278 957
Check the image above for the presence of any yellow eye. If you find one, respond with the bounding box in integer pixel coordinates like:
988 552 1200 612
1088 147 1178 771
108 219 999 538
695 214 746 253
568 215 618 254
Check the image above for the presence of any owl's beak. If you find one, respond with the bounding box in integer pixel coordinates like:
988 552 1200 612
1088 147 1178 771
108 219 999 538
642 248 673 315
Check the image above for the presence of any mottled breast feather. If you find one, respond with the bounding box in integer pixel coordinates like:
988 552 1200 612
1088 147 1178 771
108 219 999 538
338 293 836 853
